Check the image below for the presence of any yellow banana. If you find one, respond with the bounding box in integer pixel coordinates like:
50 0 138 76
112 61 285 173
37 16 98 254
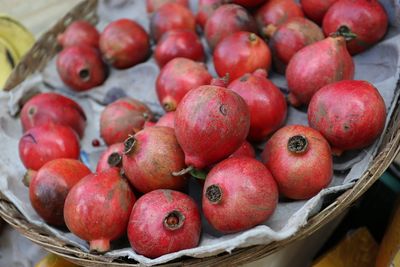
0 38 15 88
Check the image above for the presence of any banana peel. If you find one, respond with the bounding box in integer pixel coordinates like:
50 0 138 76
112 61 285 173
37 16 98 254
0 38 16 88
35 253 80 267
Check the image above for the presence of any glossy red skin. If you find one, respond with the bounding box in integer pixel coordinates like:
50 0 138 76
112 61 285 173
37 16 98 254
214 31 271 81
100 19 150 69
146 0 189 13
286 36 354 107
203 157 278 233
229 141 256 158
128 189 201 258
196 0 226 29
233 0 266 8
57 20 99 48
29 159 91 226
19 124 80 171
156 112 175 128
268 17 324 73
156 57 212 111
175 85 250 169
122 127 187 193
300 0 337 25
205 4 258 50
155 30 205 67
96 143 124 172
20 92 86 138
57 45 106 92
255 0 304 32
261 125 333 200
227 69 287 141
150 3 196 42
308 80 386 154
322 0 388 55
100 98 153 146
64 168 135 252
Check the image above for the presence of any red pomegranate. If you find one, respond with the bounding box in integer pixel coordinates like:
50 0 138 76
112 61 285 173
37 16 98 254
150 3 196 42
286 35 354 107
203 157 278 233
144 121 156 128
57 45 106 92
300 0 337 25
100 97 153 145
156 112 175 128
262 125 333 200
156 57 212 111
57 20 99 48
266 17 324 73
100 19 150 69
146 0 189 13
175 85 250 169
229 141 256 158
204 4 258 50
96 143 124 172
128 189 201 258
25 159 91 226
64 168 135 252
233 0 266 8
227 69 287 141
322 0 388 55
196 0 226 29
122 126 187 193
19 124 80 171
155 30 205 67
20 92 86 138
214 31 271 81
308 80 386 155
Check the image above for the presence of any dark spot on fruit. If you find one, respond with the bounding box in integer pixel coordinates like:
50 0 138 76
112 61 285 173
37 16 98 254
206 184 222 204
28 107 36 116
288 135 308 154
343 124 350 131
240 74 249 82
219 104 227 116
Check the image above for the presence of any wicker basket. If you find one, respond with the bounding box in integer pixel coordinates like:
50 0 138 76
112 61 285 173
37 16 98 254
1 0 399 266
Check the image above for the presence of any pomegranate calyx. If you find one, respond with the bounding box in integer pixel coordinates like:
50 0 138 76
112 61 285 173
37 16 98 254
333 25 357 42
206 184 222 204
78 68 90 82
22 169 37 187
249 33 258 43
163 210 185 231
123 135 137 154
287 135 308 154
263 24 278 39
107 152 122 167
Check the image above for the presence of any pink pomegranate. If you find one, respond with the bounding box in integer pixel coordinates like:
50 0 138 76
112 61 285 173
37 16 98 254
150 3 196 42
214 31 271 81
156 57 212 111
300 0 337 25
24 159 91 226
19 124 80 171
233 0 266 8
57 20 99 48
262 125 333 199
323 0 388 55
128 189 201 258
203 157 278 233
156 112 175 128
96 143 124 172
57 45 106 92
155 30 205 67
308 80 386 155
229 141 256 158
20 92 86 138
286 35 354 107
227 69 287 141
205 4 258 50
100 98 153 145
175 85 250 169
196 0 226 29
146 0 189 13
100 19 150 69
64 168 135 252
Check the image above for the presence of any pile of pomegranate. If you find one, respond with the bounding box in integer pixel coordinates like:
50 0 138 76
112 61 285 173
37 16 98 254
18 0 389 259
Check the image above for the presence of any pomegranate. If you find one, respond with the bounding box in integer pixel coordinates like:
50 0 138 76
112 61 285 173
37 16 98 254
229 141 256 158
122 126 187 193
100 97 153 145
286 34 354 107
155 30 205 67
203 157 278 233
233 0 266 8
24 159 91 226
20 92 86 138
266 17 324 73
57 45 106 92
322 0 388 55
204 4 257 50
196 0 226 29
100 19 150 69
150 3 196 42
308 80 386 155
96 143 124 172
227 69 287 141
213 31 271 81
64 168 135 252
300 0 337 25
144 121 156 128
57 20 99 48
128 189 201 258
146 0 189 13
156 112 175 128
156 57 212 111
175 85 250 169
261 125 333 200
19 124 80 171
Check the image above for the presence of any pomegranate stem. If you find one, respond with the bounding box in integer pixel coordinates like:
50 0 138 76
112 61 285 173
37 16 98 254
22 169 37 187
90 239 110 253
172 166 193 176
